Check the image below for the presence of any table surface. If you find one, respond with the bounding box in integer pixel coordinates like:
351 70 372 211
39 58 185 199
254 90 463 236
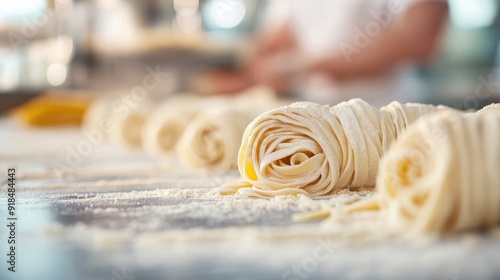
1 118 500 280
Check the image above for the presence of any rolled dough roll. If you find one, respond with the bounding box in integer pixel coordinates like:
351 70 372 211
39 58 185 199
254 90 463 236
376 106 500 233
108 104 152 149
82 94 115 132
141 87 278 158
177 107 260 170
176 86 290 170
219 99 453 198
141 94 205 156
82 93 152 149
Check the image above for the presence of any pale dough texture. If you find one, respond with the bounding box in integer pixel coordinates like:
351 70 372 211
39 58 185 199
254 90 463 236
219 99 453 198
177 107 261 170
82 94 116 133
82 94 152 149
176 86 290 170
374 105 500 233
141 94 209 156
83 87 286 161
109 107 150 149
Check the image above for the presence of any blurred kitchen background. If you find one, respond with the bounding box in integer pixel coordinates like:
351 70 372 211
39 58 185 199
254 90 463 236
1 0 500 112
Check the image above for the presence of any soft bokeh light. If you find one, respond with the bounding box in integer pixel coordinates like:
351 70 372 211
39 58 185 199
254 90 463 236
47 63 67 86
449 0 498 28
0 0 46 22
0 50 20 91
204 0 246 29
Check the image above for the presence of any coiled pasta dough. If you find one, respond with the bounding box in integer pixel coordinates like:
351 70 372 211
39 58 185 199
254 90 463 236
177 107 260 170
108 106 150 149
82 93 153 149
142 87 280 160
141 94 206 156
219 99 453 198
176 87 290 170
375 106 500 233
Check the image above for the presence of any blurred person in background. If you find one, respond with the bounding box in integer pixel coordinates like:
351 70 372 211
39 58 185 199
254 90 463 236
206 0 449 106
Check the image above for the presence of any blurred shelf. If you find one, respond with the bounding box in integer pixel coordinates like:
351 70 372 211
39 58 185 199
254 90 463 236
87 28 250 58
0 24 57 49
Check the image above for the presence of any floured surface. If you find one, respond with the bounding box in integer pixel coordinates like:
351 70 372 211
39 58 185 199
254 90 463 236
1 118 500 280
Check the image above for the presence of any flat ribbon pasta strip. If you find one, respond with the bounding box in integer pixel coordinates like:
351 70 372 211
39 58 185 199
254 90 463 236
373 105 500 233
219 98 453 197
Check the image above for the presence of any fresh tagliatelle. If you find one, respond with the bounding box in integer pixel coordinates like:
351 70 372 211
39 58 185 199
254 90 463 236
141 94 206 156
109 107 150 149
360 104 500 234
82 93 153 149
142 86 280 161
177 107 261 170
176 87 290 170
218 99 453 198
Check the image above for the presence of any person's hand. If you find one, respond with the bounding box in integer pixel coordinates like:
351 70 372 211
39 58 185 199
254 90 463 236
248 54 290 93
194 23 300 95
194 68 252 95
195 52 305 95
248 51 309 93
